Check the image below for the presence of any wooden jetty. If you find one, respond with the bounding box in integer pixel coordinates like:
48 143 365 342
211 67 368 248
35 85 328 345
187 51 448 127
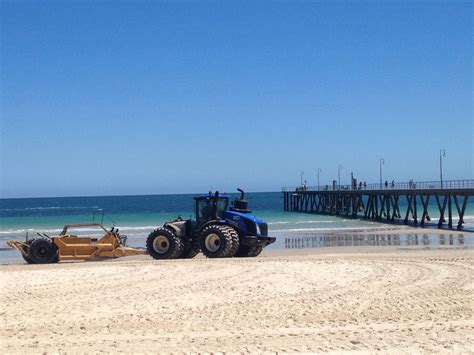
282 179 474 229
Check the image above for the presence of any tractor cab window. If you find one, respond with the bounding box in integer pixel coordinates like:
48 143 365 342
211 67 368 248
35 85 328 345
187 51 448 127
197 199 212 222
196 198 229 223
215 199 229 217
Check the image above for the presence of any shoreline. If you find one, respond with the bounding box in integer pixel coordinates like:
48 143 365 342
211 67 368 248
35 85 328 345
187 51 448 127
0 226 471 265
2 243 473 268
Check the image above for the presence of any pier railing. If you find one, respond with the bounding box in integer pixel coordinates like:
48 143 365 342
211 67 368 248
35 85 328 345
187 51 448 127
282 179 474 192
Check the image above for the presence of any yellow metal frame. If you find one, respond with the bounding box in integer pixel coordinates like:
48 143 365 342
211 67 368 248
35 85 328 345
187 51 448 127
8 223 147 262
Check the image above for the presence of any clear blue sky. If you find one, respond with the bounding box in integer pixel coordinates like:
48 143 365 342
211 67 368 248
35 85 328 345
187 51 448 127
1 1 472 198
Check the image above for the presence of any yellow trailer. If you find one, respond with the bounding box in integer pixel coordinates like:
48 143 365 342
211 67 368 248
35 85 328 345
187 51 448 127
8 223 147 264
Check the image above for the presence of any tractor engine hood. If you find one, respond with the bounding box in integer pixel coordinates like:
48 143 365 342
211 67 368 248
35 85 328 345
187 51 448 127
222 210 268 236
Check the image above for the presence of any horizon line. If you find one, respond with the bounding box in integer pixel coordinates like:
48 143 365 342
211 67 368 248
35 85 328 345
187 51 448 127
0 190 282 200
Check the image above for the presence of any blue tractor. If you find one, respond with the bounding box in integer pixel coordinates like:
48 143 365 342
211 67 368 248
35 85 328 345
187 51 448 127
146 189 275 259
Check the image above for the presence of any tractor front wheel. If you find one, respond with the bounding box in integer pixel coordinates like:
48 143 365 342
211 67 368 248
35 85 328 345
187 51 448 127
147 227 184 259
236 245 263 257
199 225 239 258
27 238 59 264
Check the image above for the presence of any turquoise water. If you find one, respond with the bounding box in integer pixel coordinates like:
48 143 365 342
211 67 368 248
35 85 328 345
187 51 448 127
1 192 472 263
0 192 388 235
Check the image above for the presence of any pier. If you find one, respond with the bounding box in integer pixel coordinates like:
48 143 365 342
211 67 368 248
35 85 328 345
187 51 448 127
282 179 474 229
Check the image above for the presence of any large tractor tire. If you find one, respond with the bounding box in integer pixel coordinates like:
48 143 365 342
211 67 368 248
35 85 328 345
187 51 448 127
22 254 35 264
147 227 184 259
19 240 34 264
22 246 35 264
27 238 59 264
199 225 239 258
236 245 263 258
181 243 200 259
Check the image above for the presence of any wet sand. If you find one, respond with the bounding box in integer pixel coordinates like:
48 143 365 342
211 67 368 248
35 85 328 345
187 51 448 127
1 247 473 353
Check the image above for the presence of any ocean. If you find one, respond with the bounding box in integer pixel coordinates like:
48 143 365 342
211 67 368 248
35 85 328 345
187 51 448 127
1 192 472 263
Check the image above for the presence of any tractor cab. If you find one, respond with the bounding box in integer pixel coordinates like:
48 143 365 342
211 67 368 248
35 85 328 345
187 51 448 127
194 193 231 225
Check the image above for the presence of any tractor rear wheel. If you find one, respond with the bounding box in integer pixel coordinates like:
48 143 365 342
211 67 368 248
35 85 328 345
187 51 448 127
179 233 202 259
27 238 59 264
181 246 199 259
199 225 239 258
236 245 263 257
147 227 184 259
181 239 200 259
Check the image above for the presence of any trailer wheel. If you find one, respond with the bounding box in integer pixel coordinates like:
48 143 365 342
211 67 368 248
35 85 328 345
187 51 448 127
199 225 239 258
27 238 59 264
22 254 34 264
236 245 263 257
147 227 183 259
19 241 34 264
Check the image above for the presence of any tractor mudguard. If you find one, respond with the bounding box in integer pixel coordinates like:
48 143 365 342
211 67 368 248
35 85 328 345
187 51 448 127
164 222 184 237
197 219 228 235
164 220 197 240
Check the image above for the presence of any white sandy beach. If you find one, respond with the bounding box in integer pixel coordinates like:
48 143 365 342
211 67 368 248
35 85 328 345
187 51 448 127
1 247 473 353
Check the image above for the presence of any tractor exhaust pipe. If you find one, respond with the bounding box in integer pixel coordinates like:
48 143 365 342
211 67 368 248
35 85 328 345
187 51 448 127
233 188 249 212
237 188 245 199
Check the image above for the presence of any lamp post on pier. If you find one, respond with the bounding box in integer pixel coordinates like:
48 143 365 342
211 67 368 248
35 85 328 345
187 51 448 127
317 168 322 191
440 149 446 189
300 171 304 188
338 164 343 190
379 158 385 189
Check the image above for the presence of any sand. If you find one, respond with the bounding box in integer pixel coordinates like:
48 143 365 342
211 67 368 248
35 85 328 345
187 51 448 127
1 247 473 353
